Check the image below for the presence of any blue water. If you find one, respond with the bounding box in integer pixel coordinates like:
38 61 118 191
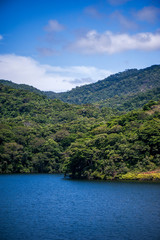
0 175 160 240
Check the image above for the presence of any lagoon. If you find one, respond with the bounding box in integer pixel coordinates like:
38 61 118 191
0 174 160 240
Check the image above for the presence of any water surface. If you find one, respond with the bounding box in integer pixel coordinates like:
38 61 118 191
0 174 160 240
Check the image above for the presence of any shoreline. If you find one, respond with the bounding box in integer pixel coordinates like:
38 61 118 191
1 170 160 182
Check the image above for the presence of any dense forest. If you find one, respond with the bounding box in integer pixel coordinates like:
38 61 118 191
44 65 160 105
0 78 160 180
97 87 160 111
64 102 160 180
0 83 116 174
1 65 160 112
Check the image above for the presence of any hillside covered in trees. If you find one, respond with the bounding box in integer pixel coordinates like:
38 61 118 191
1 65 160 113
0 82 160 180
0 83 116 174
45 65 160 105
64 102 160 180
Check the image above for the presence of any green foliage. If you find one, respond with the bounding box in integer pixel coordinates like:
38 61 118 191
120 172 160 181
0 83 116 174
0 79 44 96
44 65 160 107
1 65 160 112
143 100 158 110
0 66 160 181
64 102 160 180
99 87 160 112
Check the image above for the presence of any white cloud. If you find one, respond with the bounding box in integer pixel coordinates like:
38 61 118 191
0 54 112 92
0 35 3 40
136 6 160 23
70 30 160 54
44 20 64 32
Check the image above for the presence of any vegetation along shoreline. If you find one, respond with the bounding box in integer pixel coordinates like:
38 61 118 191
0 65 160 181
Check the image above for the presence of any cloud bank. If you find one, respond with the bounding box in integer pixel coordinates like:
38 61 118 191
70 30 160 54
0 54 112 92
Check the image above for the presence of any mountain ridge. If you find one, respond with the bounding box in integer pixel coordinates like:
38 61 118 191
1 64 160 105
44 64 160 104
0 82 160 179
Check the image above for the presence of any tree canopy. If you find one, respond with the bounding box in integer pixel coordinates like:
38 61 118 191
0 83 160 180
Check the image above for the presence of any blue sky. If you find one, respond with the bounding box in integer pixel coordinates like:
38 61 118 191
0 0 160 92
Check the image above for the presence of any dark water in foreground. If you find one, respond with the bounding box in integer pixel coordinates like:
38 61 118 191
0 174 160 240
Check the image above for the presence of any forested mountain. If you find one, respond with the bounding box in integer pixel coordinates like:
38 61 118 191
64 101 160 180
0 83 116 174
0 83 160 180
45 65 160 105
0 79 43 95
97 87 160 112
1 64 160 112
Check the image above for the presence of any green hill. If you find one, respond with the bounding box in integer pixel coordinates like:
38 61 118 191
45 65 160 105
0 79 44 96
1 64 160 112
98 87 160 112
63 100 160 180
0 83 116 174
0 83 160 180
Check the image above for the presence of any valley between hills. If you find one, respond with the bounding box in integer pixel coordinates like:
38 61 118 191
0 64 160 180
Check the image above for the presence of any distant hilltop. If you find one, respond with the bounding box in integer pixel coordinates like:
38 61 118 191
1 64 160 110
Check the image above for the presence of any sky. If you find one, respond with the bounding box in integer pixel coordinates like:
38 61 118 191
0 0 160 92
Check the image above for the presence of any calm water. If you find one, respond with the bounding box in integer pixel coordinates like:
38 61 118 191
0 174 160 240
